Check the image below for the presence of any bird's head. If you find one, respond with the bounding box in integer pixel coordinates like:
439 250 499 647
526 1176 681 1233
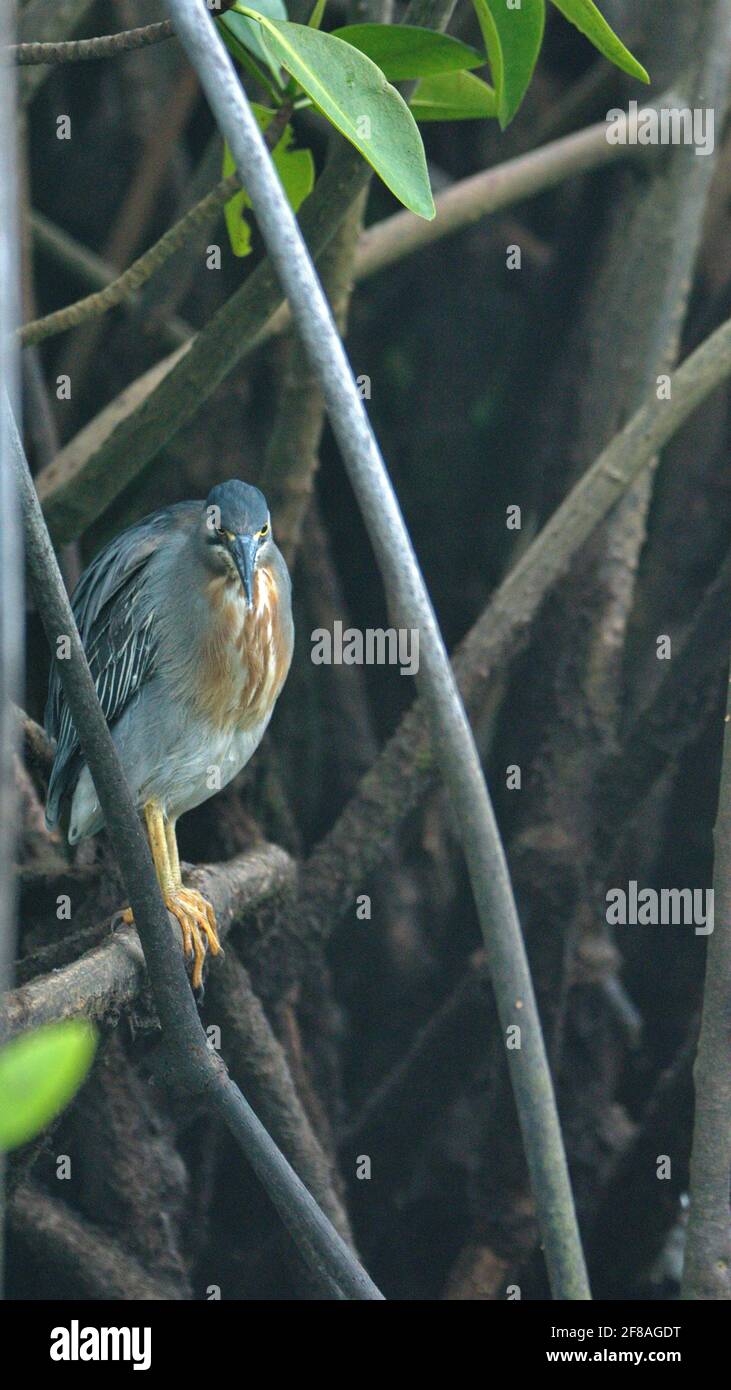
202 480 273 609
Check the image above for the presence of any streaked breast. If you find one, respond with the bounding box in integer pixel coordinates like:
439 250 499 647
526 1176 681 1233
194 566 292 732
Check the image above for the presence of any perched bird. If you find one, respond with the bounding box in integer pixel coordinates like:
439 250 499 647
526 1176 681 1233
46 480 294 988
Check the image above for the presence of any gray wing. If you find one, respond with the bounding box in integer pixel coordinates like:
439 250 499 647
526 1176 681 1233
45 502 196 828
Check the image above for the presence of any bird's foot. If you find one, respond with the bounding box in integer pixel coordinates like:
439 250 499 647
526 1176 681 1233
120 889 222 990
171 887 223 990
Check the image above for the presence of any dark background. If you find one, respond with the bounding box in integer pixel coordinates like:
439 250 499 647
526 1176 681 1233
7 0 731 1299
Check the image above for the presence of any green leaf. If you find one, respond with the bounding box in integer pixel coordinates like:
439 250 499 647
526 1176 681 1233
472 0 545 128
237 13 435 219
411 71 498 121
549 0 649 83
0 1020 96 1152
307 0 327 28
225 2 288 86
223 104 315 257
332 24 484 79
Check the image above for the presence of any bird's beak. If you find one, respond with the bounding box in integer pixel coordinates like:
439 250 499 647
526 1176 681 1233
230 534 258 608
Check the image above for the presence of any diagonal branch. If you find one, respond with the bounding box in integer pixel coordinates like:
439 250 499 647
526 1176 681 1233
20 102 292 348
29 210 192 351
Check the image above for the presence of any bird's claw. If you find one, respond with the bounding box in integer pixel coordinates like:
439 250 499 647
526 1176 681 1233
175 887 223 986
166 887 222 990
120 890 222 990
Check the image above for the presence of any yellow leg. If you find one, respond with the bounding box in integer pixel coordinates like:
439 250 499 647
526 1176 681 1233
122 801 222 989
164 815 222 979
146 800 175 893
165 818 182 887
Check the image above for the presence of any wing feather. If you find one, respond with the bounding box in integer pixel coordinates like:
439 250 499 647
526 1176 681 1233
45 502 196 826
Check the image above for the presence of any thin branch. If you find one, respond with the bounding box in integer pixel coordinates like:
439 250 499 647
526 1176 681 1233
167 0 589 1301
22 177 236 344
682 663 731 1298
9 1 238 64
6 405 383 1301
21 102 293 347
9 19 174 63
29 211 191 350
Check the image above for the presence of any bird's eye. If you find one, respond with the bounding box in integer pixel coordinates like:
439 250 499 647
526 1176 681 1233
258 522 270 539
